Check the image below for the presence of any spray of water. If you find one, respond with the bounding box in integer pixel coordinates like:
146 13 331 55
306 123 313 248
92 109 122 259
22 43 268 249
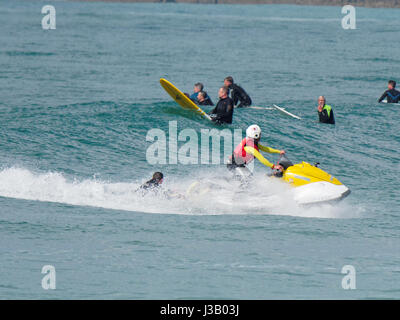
0 167 361 219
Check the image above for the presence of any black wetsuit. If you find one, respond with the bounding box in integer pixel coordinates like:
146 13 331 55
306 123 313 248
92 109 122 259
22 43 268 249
210 97 234 124
378 89 400 103
137 179 161 194
198 96 214 106
318 105 335 124
228 83 252 108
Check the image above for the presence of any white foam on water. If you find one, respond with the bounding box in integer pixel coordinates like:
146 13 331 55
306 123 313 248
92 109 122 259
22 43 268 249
0 167 362 219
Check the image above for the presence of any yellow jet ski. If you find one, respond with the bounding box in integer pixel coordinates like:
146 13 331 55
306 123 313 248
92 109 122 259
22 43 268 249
273 155 351 205
186 155 350 206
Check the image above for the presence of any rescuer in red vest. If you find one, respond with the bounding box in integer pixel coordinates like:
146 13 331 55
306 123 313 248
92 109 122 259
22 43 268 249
227 124 285 178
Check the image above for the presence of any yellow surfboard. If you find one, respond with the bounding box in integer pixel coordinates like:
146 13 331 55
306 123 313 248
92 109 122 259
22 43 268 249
160 78 212 121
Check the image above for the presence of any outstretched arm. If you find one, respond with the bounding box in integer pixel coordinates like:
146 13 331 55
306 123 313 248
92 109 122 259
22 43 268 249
378 91 387 103
258 144 281 154
244 146 274 168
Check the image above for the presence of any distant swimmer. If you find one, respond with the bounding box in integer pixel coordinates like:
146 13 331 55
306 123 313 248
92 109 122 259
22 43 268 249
136 172 184 199
227 124 285 179
137 172 164 194
189 82 203 101
224 76 252 108
209 86 234 124
187 82 213 104
317 96 335 125
197 91 214 106
378 80 400 103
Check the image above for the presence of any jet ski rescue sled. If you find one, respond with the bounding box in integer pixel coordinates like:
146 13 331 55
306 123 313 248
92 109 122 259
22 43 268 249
275 155 350 205
186 155 350 206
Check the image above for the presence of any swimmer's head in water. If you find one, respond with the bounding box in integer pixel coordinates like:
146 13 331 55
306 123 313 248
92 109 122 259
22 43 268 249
218 86 229 98
194 83 203 93
198 91 206 101
152 172 163 184
388 80 396 89
224 76 234 87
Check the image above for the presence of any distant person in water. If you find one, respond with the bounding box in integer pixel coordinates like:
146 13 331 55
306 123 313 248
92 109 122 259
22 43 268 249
186 82 213 104
378 80 400 103
224 76 252 108
190 83 204 101
317 96 335 125
197 91 214 106
137 172 163 194
137 172 184 199
209 86 234 124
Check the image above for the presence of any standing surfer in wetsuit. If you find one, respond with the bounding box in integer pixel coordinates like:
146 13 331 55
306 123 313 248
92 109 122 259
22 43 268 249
210 87 234 124
317 96 335 124
227 125 285 179
224 76 252 108
378 80 400 103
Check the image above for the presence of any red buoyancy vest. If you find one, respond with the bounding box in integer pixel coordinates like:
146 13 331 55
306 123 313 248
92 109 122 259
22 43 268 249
233 137 259 165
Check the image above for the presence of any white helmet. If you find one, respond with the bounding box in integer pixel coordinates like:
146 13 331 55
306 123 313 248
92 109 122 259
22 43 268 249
246 124 261 139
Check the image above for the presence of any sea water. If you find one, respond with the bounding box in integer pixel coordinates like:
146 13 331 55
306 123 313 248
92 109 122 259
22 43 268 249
0 0 399 299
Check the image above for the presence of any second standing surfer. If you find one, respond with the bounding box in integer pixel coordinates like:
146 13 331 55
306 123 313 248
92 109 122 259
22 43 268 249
224 76 252 108
210 86 234 124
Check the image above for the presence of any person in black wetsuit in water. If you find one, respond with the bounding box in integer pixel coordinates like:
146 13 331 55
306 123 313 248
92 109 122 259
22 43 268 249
209 86 234 124
317 96 335 125
378 80 400 103
224 76 252 108
137 172 163 194
197 91 214 106
137 172 184 199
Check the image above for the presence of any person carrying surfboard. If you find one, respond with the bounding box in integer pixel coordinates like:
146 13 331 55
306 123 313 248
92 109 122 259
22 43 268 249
209 87 234 124
224 76 252 108
317 96 335 125
378 80 400 103
227 125 285 178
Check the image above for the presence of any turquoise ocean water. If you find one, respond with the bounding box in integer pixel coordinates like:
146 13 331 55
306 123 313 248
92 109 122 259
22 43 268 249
0 0 399 299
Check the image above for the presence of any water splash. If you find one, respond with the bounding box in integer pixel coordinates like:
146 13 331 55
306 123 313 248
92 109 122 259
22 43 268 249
0 167 360 219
